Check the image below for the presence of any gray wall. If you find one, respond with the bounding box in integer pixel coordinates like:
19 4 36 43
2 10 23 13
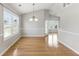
50 3 79 52
0 5 3 44
21 10 46 37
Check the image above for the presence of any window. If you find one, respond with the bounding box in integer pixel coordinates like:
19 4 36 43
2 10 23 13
3 8 19 40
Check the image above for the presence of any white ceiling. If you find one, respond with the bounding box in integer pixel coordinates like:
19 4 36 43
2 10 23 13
4 3 54 15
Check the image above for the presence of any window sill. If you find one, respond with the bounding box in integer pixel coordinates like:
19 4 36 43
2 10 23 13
4 32 19 41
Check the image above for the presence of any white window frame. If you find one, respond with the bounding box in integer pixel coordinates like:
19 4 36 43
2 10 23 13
3 7 19 41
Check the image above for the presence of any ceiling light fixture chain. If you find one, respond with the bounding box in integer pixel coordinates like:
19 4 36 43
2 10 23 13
33 3 35 18
29 3 39 22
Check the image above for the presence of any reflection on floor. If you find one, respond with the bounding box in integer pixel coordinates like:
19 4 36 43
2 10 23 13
47 32 58 48
3 37 78 56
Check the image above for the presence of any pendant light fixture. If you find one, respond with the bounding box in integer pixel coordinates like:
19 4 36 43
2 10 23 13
29 3 39 22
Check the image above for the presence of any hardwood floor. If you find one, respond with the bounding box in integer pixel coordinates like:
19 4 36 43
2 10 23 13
3 37 78 56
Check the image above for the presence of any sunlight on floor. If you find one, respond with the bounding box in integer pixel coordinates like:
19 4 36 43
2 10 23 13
13 48 18 56
48 33 58 48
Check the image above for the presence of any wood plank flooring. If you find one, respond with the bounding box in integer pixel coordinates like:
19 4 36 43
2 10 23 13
3 37 78 56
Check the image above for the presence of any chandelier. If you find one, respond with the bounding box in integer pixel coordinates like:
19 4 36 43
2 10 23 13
29 3 38 22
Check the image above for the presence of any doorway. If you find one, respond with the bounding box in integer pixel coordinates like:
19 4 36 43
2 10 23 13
45 20 59 47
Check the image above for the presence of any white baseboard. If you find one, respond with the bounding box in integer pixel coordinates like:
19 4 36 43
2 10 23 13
22 35 45 37
0 36 21 56
59 41 79 55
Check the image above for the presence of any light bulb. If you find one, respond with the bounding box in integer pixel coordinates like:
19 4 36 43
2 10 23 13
29 18 33 21
34 18 38 22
